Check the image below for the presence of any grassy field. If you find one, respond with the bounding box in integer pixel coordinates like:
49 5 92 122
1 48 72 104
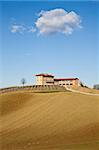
0 91 99 150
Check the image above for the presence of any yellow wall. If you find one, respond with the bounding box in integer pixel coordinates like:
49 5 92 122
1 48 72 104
36 76 54 85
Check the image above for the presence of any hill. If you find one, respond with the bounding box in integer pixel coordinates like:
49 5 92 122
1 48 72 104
0 91 99 150
70 86 99 94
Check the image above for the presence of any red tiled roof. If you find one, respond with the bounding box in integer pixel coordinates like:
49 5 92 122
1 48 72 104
36 73 54 77
54 78 79 81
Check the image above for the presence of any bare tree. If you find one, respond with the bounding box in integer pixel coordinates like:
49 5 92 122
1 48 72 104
21 78 26 87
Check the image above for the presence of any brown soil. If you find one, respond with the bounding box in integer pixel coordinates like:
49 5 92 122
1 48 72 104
0 91 99 150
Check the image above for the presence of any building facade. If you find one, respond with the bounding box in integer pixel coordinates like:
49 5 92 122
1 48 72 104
35 73 80 87
93 84 99 90
36 74 54 85
54 78 80 86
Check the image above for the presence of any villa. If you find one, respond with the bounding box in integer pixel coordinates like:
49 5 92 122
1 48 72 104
35 73 80 87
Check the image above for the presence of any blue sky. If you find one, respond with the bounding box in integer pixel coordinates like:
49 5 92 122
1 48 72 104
0 1 99 88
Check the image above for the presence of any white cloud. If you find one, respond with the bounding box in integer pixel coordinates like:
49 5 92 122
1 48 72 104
28 27 36 33
35 8 82 35
10 23 36 34
10 24 26 33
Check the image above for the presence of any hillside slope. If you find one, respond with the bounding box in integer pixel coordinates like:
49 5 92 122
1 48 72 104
70 86 99 94
0 91 99 150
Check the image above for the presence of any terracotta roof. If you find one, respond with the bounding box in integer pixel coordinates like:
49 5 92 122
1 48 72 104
36 73 54 77
54 78 79 81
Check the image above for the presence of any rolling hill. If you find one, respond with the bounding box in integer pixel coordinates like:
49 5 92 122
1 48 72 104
0 91 99 150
